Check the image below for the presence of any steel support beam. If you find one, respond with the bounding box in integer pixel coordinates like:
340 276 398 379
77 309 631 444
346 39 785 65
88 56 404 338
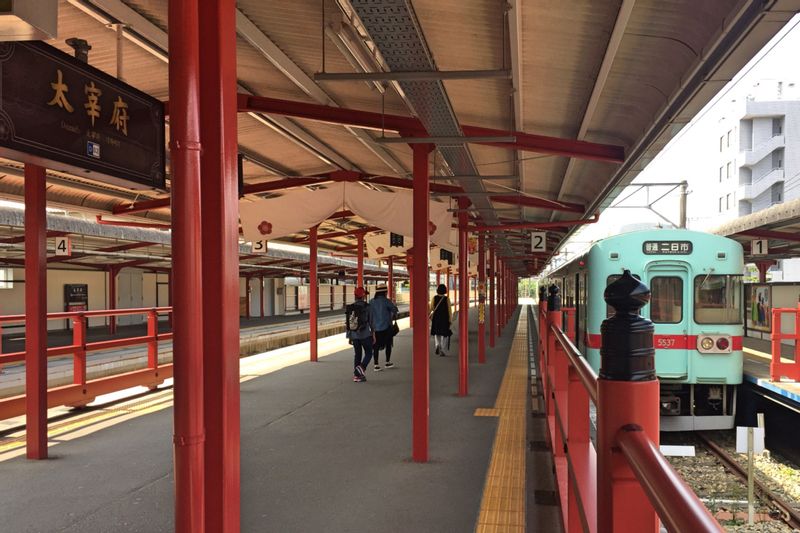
411 144 430 462
198 0 240 530
309 225 318 362
489 247 495 348
314 69 510 81
469 214 599 232
739 228 800 243
168 0 206 527
387 255 394 300
478 233 486 364
107 265 119 334
458 199 469 396
357 232 365 287
24 163 47 460
236 94 625 163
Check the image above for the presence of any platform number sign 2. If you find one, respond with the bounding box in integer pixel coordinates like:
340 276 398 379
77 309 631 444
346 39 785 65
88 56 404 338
751 239 768 256
54 236 71 256
252 240 268 254
531 232 547 253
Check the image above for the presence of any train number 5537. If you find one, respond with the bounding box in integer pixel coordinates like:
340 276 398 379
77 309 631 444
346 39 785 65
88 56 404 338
656 338 676 348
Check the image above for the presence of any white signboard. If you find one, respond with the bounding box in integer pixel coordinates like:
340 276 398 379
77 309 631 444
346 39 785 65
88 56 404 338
735 426 765 454
54 236 71 256
531 231 547 252
251 240 268 254
751 239 768 256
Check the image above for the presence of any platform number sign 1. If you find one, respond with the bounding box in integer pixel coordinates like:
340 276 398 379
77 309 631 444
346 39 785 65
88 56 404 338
531 231 547 253
54 236 71 256
252 240 268 254
751 239 768 256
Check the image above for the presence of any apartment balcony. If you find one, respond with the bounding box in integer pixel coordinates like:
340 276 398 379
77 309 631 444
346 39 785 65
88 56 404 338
738 168 784 200
740 134 784 166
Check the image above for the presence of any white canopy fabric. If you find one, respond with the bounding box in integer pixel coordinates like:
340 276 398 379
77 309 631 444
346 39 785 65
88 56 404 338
364 231 410 259
240 183 454 247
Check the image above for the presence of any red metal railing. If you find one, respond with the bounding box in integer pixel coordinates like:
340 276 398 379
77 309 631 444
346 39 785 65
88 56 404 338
770 304 800 381
0 307 173 421
538 302 722 533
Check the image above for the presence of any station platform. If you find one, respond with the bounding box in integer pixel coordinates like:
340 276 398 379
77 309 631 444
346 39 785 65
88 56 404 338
742 337 800 408
0 306 559 532
0 306 409 400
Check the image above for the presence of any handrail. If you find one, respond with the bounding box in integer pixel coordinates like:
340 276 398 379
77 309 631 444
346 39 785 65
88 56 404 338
0 306 173 324
539 304 724 532
616 426 724 532
0 307 174 422
551 324 598 403
770 305 800 382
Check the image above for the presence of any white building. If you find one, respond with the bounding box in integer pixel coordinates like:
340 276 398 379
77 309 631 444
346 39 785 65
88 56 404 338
712 80 800 280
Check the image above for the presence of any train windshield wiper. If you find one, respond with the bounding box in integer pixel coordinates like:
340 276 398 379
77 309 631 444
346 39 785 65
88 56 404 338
699 268 715 288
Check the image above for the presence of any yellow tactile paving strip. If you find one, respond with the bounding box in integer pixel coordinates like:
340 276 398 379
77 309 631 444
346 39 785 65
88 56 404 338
476 310 528 533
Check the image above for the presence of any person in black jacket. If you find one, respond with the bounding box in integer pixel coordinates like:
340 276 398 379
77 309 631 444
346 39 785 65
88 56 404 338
429 284 451 356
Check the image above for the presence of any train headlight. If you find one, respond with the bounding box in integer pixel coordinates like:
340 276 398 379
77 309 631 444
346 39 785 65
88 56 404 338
716 337 730 351
700 337 714 351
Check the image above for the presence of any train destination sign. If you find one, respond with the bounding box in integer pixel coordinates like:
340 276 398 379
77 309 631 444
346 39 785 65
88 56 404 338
0 41 165 190
642 241 693 255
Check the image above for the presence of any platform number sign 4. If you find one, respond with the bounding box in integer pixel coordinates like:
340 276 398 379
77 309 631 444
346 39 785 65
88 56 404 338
252 240 268 254
531 231 547 253
54 236 71 256
751 239 768 256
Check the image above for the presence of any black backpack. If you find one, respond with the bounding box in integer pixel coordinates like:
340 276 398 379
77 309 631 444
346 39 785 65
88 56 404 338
346 301 368 332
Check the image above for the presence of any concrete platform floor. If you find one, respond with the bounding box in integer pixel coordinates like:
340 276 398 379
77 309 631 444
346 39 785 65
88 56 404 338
0 306 552 532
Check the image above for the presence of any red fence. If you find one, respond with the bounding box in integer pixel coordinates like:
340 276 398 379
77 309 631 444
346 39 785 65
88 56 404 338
538 303 722 532
0 307 173 421
770 304 800 382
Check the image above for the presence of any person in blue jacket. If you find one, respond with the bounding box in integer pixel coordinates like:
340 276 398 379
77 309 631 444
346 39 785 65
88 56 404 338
370 284 398 371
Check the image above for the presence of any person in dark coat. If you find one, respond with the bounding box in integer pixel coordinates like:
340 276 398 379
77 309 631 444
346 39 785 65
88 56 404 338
370 284 398 371
429 283 452 356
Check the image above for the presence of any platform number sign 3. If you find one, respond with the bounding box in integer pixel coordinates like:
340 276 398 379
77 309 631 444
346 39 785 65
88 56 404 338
252 240 268 254
55 236 71 256
531 231 547 253
751 239 768 256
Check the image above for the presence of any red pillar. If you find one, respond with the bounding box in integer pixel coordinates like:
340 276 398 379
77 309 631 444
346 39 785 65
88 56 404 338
108 265 119 334
411 144 431 462
169 0 206 527
198 0 240 529
259 276 265 318
436 270 440 287
478 233 486 364
24 163 47 460
357 231 365 287
488 247 496 348
244 277 251 319
387 255 394 300
497 261 503 334
309 225 319 362
458 200 469 396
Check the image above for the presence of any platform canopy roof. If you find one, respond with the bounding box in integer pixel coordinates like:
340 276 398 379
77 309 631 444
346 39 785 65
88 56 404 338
0 0 799 276
712 197 800 263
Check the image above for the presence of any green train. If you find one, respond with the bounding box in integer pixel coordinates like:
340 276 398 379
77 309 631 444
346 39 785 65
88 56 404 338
546 229 744 431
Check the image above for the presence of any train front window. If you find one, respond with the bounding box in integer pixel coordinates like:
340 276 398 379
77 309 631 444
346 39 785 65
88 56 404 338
694 275 742 324
650 277 682 323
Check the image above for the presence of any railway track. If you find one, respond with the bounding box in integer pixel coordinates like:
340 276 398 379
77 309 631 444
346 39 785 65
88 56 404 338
696 432 800 530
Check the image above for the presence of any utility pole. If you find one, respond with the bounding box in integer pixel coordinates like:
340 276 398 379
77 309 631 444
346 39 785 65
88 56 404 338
679 180 688 229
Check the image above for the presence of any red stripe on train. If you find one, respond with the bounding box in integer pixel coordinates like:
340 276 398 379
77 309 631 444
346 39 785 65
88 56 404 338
585 333 742 350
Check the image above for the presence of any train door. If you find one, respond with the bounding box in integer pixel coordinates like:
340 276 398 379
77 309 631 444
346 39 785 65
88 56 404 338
645 263 688 379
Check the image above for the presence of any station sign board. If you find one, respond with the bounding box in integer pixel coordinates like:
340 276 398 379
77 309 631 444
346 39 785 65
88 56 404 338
0 41 165 190
642 241 692 255
54 235 71 256
531 231 546 252
750 239 768 256
64 283 88 312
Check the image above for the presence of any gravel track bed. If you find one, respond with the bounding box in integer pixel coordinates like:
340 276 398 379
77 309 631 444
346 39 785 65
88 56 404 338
663 431 800 532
